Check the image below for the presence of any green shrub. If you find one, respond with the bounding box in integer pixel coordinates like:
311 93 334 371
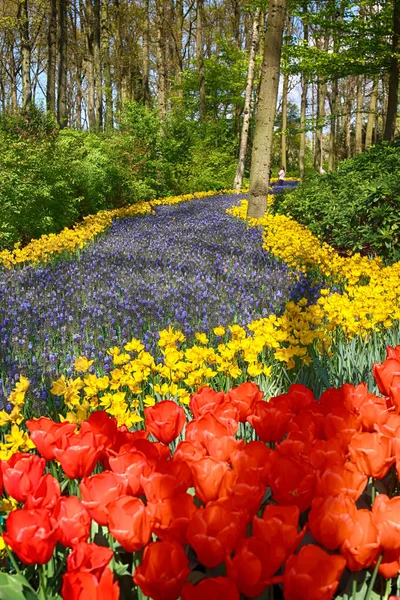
272 141 400 262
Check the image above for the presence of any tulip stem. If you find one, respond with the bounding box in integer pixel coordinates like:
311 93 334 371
351 574 357 600
38 566 47 600
383 577 392 600
364 555 382 600
371 478 376 505
5 545 21 575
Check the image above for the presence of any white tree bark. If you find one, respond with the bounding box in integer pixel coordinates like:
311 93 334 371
233 8 260 191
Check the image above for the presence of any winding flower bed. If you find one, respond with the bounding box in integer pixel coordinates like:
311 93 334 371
1 183 400 598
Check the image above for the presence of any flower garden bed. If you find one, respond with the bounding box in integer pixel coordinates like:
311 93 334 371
1 183 400 599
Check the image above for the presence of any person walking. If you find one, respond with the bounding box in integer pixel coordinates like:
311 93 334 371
278 165 285 186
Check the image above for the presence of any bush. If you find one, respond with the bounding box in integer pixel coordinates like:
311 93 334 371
272 141 400 262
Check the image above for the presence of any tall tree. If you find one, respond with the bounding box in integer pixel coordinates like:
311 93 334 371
355 74 363 154
101 0 113 130
384 0 400 141
299 1 308 181
196 0 206 121
234 7 260 192
18 0 32 109
365 77 378 148
57 0 68 128
247 0 287 219
47 0 57 116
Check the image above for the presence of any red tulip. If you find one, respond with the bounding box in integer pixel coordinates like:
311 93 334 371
203 434 243 463
226 382 263 422
181 577 240 600
218 467 265 519
66 542 114 578
24 474 61 510
372 494 400 550
86 411 118 457
269 455 316 512
133 540 190 600
62 568 120 600
378 548 400 579
283 545 346 600
148 493 197 544
190 386 226 418
190 457 230 504
173 440 206 463
3 508 57 565
284 384 316 413
53 496 91 548
247 397 293 443
231 441 271 485
389 375 400 411
373 357 400 396
140 458 192 503
26 417 76 460
108 450 154 496
323 406 362 449
349 432 394 478
53 425 103 479
315 462 368 501
1 452 45 503
108 495 151 552
227 536 286 598
253 505 305 558
80 471 128 526
212 402 239 434
341 382 370 412
185 413 230 448
387 345 400 361
186 501 242 568
144 400 186 445
357 394 390 432
340 509 380 571
112 426 148 454
308 494 357 551
308 438 345 471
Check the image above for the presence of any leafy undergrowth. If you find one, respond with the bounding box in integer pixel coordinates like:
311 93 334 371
272 141 400 262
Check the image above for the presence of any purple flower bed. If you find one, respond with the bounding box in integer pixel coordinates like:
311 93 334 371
0 191 316 406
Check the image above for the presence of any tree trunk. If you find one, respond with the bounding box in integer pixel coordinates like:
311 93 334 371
156 0 167 119
299 3 308 180
101 0 113 130
345 81 353 158
328 81 338 171
93 0 103 131
299 75 307 180
365 77 378 148
355 75 363 154
174 0 184 97
281 70 288 171
47 0 57 116
384 0 400 141
8 37 18 112
233 8 260 191
57 0 68 128
314 79 325 172
18 0 32 109
196 0 206 121
142 0 151 106
247 0 287 219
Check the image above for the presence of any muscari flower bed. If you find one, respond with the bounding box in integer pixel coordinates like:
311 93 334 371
0 184 317 408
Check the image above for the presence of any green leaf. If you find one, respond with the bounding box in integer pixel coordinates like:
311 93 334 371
0 573 36 600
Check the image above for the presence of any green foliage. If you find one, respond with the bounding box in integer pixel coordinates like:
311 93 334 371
272 141 400 262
